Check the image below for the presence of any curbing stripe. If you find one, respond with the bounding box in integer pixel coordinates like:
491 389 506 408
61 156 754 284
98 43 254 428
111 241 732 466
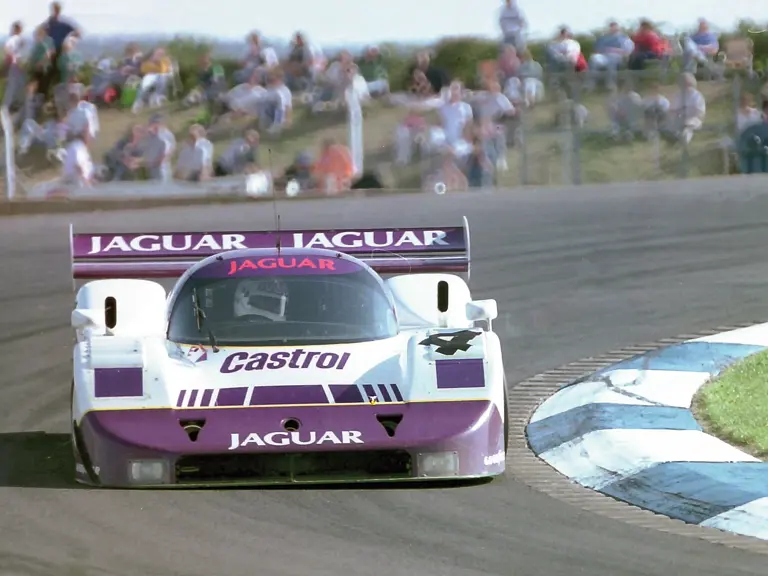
505 320 768 554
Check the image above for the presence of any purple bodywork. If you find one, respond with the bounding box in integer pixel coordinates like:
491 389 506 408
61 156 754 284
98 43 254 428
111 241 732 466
74 400 505 487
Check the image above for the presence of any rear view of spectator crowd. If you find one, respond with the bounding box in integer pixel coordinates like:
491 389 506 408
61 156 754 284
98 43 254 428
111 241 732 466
1 0 764 194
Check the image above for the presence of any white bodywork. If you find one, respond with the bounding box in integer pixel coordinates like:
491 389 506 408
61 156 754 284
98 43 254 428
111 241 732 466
71 272 505 425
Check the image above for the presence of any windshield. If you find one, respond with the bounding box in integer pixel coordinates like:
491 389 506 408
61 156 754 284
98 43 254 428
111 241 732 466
167 260 398 346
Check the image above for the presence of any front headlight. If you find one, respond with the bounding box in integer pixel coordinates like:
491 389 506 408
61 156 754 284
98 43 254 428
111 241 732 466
417 451 459 477
128 460 169 485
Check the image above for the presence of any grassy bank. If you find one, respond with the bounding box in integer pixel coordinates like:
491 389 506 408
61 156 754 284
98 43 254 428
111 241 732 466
693 349 768 459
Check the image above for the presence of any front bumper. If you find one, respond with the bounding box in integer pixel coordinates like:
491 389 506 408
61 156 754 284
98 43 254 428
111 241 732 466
74 400 505 487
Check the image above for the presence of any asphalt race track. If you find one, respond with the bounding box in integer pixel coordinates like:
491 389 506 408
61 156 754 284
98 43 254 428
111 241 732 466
4 178 768 576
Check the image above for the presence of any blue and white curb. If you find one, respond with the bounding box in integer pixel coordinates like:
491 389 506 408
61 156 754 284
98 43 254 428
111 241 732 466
526 323 768 540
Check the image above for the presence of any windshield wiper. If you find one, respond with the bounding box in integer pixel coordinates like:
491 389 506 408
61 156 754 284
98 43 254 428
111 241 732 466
192 288 220 353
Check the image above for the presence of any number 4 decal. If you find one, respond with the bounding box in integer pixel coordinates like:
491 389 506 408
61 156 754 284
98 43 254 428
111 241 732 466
419 330 480 356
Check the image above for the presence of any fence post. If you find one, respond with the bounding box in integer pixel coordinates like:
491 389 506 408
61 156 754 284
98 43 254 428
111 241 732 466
346 86 364 177
1 106 15 200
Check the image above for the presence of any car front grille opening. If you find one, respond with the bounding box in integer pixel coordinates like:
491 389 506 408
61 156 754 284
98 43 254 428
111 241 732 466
175 450 413 483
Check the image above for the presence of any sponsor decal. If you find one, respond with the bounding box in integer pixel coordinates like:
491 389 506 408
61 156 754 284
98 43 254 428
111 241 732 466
84 229 451 255
220 349 351 374
228 257 336 275
484 450 505 466
419 330 480 356
88 234 248 255
292 230 449 249
228 430 364 450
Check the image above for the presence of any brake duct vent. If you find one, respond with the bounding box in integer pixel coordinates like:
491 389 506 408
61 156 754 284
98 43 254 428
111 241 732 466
376 414 403 437
180 420 206 442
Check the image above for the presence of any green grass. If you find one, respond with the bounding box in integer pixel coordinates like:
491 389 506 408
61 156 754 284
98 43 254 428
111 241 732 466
693 349 768 459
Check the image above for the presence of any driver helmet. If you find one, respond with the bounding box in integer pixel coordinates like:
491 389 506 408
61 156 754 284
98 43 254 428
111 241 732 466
233 278 288 321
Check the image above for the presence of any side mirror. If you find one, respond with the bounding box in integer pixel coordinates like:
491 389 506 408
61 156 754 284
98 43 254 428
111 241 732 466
71 308 104 330
466 299 498 323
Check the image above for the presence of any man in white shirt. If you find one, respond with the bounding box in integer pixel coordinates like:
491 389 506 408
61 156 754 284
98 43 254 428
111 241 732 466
667 73 706 144
260 70 293 134
64 89 99 145
546 27 582 72
175 124 213 182
433 81 474 159
61 132 94 187
142 113 176 181
3 22 26 110
498 0 526 52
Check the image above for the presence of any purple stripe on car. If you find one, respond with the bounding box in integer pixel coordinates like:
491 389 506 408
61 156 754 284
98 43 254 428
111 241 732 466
94 367 143 398
175 390 185 408
435 359 486 389
378 384 392 402
391 384 404 402
216 387 248 407
200 389 213 408
249 385 329 406
188 389 199 407
329 384 364 404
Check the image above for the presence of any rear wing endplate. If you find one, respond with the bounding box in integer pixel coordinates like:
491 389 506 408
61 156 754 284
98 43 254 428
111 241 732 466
69 217 471 281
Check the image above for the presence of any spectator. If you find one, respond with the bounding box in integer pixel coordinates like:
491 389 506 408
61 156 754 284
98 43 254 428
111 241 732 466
477 80 515 171
505 49 544 107
405 51 450 96
607 81 643 139
284 32 325 92
312 137 355 193
683 19 720 73
465 137 495 188
434 80 474 159
628 20 666 70
393 107 430 165
498 0 527 52
142 113 176 181
132 47 173 113
42 2 81 89
235 31 278 85
736 93 761 133
54 35 83 118
545 27 586 73
3 22 26 112
61 129 94 187
187 52 227 115
175 124 213 182
356 46 389 97
641 81 671 137
281 150 316 191
112 124 147 180
221 69 268 122
64 87 99 146
25 25 55 119
589 21 634 88
317 50 355 105
497 44 521 83
667 72 706 144
260 69 293 134
214 129 260 176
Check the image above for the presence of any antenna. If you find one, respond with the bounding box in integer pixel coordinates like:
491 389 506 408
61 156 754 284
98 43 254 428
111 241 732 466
268 147 281 255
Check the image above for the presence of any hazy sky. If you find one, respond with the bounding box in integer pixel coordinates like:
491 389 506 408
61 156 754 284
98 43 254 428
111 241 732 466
2 0 761 44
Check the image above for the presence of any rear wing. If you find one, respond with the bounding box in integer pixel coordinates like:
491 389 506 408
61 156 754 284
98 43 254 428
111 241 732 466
69 217 471 281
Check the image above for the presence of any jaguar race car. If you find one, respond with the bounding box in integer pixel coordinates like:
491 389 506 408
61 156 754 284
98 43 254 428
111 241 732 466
68 217 507 487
